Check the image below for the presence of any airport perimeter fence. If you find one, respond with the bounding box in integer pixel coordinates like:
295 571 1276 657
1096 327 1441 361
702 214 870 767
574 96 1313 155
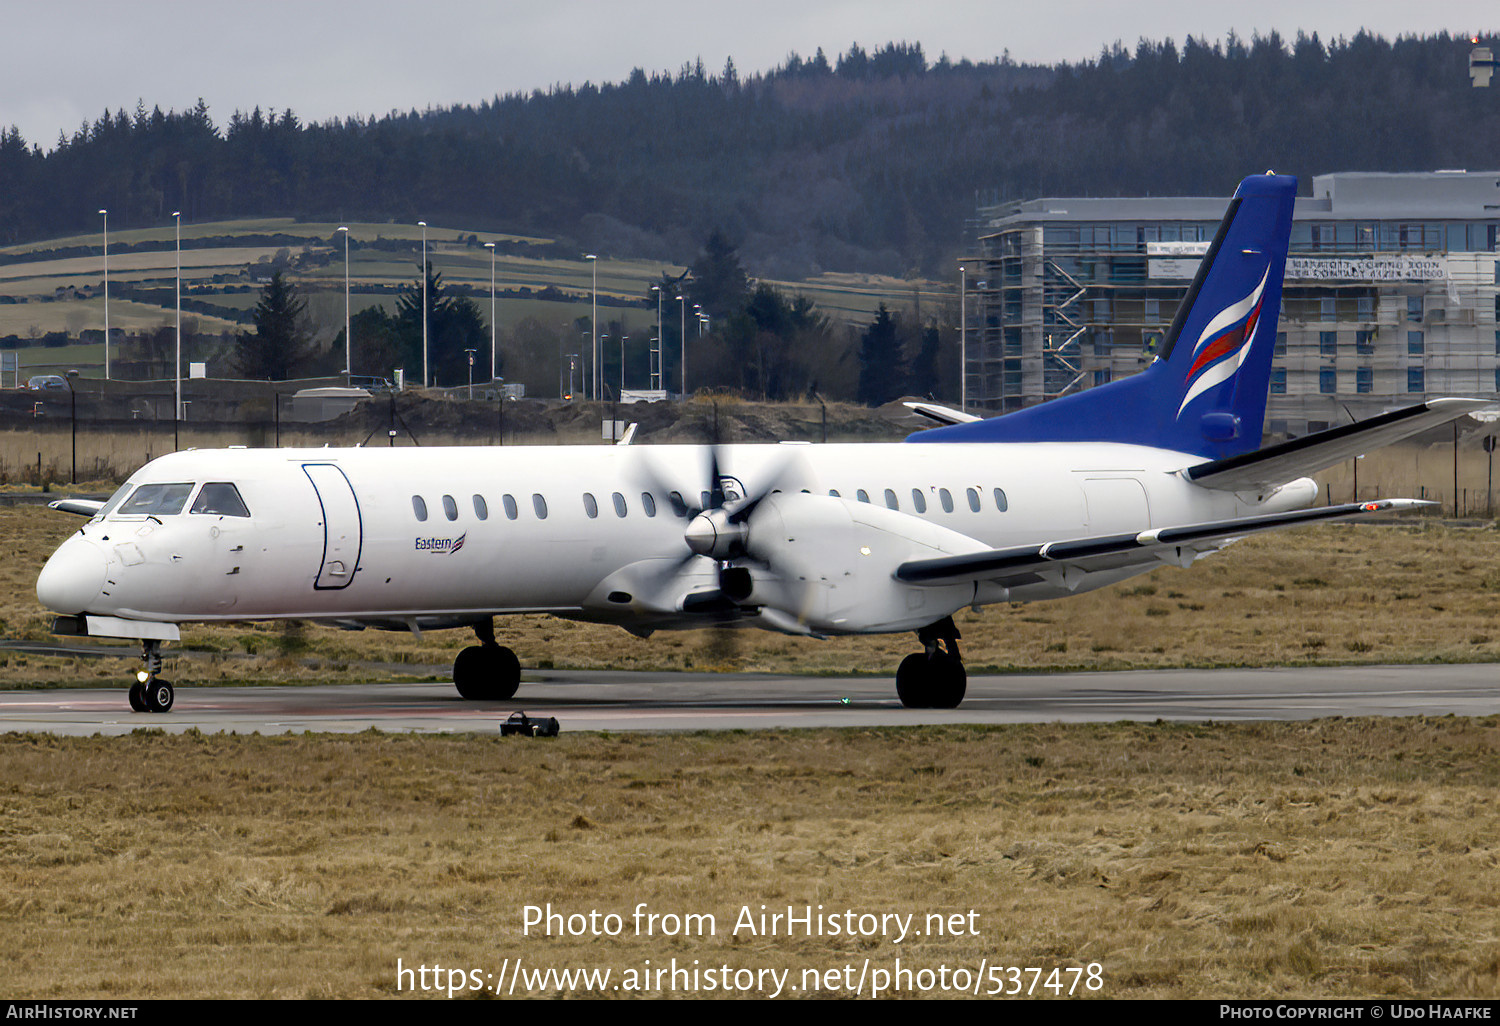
0 384 901 490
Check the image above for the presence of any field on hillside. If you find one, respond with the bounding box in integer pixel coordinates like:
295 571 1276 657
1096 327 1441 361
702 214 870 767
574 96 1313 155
0 218 938 380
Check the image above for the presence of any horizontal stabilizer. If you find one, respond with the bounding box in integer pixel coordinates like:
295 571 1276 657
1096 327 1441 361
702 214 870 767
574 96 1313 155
1185 398 1494 492
895 498 1429 589
47 498 104 517
904 401 981 426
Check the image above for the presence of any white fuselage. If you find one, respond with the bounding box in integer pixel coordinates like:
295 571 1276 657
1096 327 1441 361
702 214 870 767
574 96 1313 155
36 441 1315 637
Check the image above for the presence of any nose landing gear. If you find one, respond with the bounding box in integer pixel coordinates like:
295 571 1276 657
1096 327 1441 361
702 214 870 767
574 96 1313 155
129 639 174 713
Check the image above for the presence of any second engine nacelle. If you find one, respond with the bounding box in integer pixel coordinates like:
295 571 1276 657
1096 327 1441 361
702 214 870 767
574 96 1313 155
741 492 987 634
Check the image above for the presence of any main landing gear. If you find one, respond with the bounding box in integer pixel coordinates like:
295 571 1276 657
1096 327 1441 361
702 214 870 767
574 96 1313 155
896 617 967 709
129 639 175 713
453 619 521 701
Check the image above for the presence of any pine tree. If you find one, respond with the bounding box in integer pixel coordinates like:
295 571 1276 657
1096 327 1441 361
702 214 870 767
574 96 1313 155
234 271 312 379
393 262 491 387
690 229 750 321
857 304 903 406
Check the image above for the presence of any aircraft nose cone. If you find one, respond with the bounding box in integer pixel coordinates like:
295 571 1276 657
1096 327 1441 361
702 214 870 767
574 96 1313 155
36 537 107 614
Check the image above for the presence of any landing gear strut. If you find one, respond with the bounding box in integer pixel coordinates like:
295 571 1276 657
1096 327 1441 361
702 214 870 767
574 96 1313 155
130 639 174 713
896 617 966 709
453 619 521 701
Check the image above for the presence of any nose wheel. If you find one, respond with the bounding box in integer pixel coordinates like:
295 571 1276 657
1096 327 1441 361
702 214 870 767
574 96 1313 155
130 640 175 713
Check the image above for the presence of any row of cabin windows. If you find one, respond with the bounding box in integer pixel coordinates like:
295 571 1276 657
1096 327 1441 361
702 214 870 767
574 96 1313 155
828 486 1009 513
410 486 1011 523
412 492 547 522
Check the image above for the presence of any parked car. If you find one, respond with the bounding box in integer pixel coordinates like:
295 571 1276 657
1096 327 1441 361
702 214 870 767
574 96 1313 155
25 375 68 391
348 375 394 393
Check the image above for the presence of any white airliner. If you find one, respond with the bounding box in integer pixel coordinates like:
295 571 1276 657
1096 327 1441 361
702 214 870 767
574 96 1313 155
35 174 1489 713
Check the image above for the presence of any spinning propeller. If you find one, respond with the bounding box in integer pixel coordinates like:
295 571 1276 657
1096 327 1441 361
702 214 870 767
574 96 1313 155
633 441 804 611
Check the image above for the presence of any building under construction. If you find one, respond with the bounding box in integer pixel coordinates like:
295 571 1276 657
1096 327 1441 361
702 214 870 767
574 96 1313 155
963 171 1500 434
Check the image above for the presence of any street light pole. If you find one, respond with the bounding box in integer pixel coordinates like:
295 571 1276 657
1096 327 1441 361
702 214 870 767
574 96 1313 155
65 370 78 484
418 221 428 387
173 211 182 422
678 294 686 399
465 348 476 400
485 242 497 383
338 226 350 380
99 210 109 381
618 333 625 396
586 254 598 400
959 265 969 409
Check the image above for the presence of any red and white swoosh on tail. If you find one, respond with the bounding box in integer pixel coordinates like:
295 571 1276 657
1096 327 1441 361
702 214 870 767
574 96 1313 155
1176 266 1270 418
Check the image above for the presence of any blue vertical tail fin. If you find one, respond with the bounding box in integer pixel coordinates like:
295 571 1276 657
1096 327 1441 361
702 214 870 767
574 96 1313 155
912 173 1297 458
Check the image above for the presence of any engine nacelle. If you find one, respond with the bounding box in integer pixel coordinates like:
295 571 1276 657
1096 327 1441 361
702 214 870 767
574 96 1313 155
742 492 986 634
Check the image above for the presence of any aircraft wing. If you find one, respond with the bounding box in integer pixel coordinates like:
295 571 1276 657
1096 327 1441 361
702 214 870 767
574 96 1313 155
47 498 105 517
895 498 1428 588
1184 398 1493 492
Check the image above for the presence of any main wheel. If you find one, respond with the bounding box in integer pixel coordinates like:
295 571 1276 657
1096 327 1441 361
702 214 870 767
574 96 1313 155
896 653 931 708
144 679 174 713
929 653 967 710
454 645 521 701
128 681 149 713
895 652 967 709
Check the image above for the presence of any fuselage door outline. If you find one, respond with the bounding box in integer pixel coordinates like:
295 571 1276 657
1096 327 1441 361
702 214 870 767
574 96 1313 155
303 463 364 590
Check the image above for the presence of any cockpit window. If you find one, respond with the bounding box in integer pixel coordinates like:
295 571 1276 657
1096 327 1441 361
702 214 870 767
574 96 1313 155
119 483 195 516
95 483 134 519
190 482 251 517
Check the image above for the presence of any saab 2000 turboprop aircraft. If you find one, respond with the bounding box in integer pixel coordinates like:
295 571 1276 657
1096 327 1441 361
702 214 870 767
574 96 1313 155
36 173 1490 713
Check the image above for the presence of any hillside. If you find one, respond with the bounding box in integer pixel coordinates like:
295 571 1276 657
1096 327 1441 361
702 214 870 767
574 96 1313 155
1 33 1495 282
0 215 949 399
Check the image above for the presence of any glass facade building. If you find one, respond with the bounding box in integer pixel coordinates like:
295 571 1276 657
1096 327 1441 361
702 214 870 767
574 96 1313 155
964 171 1500 434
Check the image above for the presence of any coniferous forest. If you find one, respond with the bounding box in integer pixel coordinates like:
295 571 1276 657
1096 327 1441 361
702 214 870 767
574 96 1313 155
2 32 1497 282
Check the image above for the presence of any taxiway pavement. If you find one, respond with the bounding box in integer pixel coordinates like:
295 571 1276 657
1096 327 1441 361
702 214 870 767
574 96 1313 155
1 663 1497 735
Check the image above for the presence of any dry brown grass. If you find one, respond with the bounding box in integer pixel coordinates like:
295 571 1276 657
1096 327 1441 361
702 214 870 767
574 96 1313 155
4 503 1500 686
0 721 1496 998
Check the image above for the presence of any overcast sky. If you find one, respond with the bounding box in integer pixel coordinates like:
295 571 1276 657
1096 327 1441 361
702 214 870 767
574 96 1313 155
3 0 1493 151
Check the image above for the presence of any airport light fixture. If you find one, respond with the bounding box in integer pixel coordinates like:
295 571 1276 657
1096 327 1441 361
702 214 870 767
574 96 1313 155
338 226 350 380
65 370 78 484
485 242 497 382
419 222 428 387
99 210 109 380
586 255 598 400
677 293 687 399
588 252 606 402
961 265 972 408
174 212 182 423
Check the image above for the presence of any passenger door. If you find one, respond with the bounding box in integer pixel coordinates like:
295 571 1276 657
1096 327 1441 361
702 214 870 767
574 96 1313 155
302 463 363 590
